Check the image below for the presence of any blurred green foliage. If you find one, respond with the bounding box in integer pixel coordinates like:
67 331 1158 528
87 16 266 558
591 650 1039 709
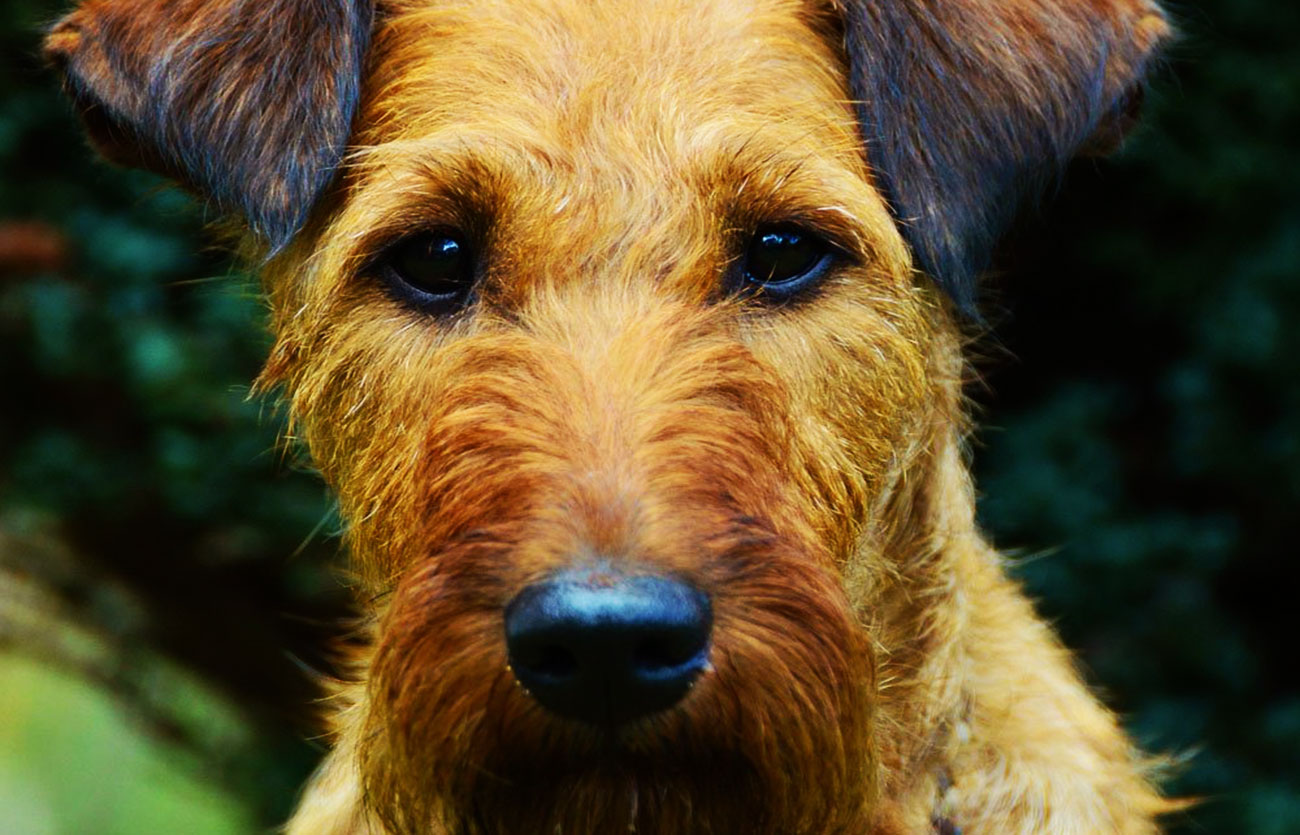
1 0 1297 831
0 655 253 834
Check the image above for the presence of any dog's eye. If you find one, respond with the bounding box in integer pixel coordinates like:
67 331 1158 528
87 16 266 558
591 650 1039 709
740 224 834 299
381 230 476 311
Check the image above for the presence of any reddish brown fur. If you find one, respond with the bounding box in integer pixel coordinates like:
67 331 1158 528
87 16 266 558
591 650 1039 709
47 0 1178 832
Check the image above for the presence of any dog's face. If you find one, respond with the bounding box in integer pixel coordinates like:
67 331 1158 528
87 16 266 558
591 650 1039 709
46 0 1166 832
268 5 935 829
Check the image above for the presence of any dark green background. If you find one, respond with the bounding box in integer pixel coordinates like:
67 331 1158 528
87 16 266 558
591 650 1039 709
2 0 1297 831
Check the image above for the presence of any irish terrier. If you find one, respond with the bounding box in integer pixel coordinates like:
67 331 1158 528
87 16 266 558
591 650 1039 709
46 0 1176 832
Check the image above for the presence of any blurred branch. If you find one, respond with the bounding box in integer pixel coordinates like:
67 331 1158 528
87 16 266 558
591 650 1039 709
0 514 247 758
0 221 68 277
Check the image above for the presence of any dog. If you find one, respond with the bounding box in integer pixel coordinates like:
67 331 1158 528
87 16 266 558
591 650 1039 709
46 0 1175 832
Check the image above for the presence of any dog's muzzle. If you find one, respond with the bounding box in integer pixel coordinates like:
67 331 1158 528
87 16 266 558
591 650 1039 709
504 567 712 726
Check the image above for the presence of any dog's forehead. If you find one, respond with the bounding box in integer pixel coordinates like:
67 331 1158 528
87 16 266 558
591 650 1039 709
359 0 862 171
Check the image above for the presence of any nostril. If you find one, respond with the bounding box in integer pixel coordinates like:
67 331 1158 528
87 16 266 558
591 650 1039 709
519 644 578 682
633 633 704 675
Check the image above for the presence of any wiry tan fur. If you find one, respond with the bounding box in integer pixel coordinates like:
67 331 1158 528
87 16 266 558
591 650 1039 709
46 0 1178 832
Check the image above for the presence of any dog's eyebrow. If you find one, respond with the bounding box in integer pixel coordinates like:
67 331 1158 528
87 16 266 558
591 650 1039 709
347 124 563 176
696 146 879 257
331 138 527 250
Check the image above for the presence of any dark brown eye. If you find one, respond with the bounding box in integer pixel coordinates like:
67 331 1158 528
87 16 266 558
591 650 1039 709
741 224 834 298
382 230 476 311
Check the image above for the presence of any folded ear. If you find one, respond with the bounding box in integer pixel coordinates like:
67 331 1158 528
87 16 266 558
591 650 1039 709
45 0 374 251
840 0 1170 315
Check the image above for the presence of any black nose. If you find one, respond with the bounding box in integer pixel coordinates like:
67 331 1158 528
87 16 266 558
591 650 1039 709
504 569 712 726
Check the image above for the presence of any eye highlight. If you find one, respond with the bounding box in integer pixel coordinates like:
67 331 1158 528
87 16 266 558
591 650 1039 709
739 223 835 300
380 229 476 312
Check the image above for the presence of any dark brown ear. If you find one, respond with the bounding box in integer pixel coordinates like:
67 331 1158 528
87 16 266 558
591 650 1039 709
45 0 374 251
840 0 1169 315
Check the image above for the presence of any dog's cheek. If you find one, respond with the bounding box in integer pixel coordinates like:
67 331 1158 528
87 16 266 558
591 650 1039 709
650 538 880 832
361 555 517 831
263 292 561 577
742 272 943 560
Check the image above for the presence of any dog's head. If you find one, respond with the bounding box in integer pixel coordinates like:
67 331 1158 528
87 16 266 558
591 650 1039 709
48 1 1166 832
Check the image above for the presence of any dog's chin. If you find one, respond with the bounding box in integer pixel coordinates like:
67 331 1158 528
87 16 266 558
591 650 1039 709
365 694 876 835
401 740 861 835
448 747 785 835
